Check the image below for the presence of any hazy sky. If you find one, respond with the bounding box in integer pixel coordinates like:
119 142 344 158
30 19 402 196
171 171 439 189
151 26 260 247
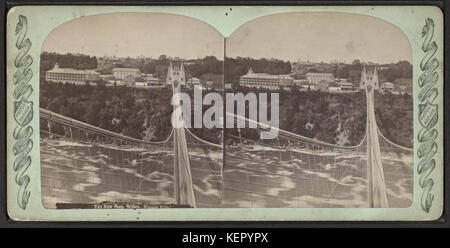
42 13 224 59
227 12 412 64
43 12 412 64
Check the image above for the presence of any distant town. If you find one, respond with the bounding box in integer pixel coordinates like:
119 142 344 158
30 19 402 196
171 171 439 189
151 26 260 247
39 52 414 148
41 52 413 95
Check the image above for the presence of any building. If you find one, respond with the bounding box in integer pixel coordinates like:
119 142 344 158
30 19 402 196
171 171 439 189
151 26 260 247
394 78 413 95
328 86 342 91
166 61 186 85
115 80 128 86
381 82 394 91
144 74 161 85
119 74 136 86
45 63 100 84
187 77 201 86
293 79 309 86
239 67 294 90
100 74 114 81
135 81 149 87
348 69 362 83
305 72 334 85
316 80 331 91
360 66 380 90
112 67 141 80
338 79 354 91
292 79 312 90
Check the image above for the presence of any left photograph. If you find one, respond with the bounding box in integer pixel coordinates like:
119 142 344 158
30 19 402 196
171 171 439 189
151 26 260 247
39 13 224 209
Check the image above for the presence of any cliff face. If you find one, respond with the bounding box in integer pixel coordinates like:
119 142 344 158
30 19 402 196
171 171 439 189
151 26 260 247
237 88 412 148
40 82 413 148
277 90 366 146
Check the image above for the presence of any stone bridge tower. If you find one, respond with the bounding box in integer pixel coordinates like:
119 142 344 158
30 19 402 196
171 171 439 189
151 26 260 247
360 66 380 91
166 61 186 86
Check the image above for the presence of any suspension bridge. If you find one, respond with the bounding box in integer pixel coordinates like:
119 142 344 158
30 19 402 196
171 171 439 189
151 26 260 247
39 69 413 209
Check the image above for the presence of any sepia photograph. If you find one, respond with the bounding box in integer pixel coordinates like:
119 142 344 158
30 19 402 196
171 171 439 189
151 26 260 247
39 11 413 209
5 2 446 223
39 12 224 209
223 12 413 208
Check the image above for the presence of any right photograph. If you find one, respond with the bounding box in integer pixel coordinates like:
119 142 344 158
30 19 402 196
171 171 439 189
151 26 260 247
223 12 413 208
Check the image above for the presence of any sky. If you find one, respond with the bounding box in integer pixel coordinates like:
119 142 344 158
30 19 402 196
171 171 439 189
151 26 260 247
43 12 412 64
226 12 412 64
42 13 224 59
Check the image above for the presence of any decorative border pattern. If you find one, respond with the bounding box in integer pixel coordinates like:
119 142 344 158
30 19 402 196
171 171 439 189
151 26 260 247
417 18 439 213
12 15 34 210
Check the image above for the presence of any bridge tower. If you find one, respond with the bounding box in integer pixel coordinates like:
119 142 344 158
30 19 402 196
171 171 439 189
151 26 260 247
360 66 380 91
169 61 196 207
166 61 186 86
363 66 388 207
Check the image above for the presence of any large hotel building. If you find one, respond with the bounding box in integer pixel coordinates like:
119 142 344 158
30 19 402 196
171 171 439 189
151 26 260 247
239 67 294 90
45 63 100 84
112 67 141 80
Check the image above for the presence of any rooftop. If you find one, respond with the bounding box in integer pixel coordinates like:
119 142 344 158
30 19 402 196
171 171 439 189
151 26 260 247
305 72 334 77
112 67 141 72
241 67 293 80
47 63 99 74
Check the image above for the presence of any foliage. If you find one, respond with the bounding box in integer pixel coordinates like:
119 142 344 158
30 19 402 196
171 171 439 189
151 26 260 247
226 87 412 148
40 52 98 79
40 81 173 141
40 82 412 148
